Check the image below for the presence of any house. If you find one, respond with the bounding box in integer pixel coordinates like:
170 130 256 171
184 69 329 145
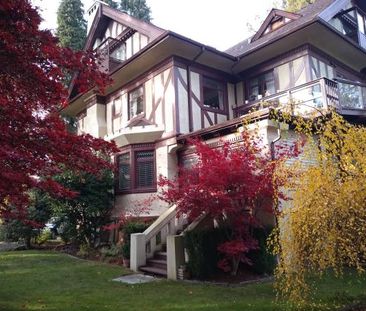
63 0 366 279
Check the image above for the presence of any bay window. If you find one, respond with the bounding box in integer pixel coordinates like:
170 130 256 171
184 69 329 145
117 146 155 193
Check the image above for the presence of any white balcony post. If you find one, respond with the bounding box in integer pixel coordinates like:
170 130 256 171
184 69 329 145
130 233 146 272
320 78 328 110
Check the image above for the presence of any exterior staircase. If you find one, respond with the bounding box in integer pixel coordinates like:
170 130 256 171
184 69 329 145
139 245 167 277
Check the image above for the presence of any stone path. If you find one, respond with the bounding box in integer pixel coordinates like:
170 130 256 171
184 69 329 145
113 274 158 284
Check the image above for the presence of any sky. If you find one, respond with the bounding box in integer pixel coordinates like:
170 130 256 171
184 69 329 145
31 0 277 51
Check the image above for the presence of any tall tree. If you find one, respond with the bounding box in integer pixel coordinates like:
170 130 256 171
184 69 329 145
104 0 119 9
271 112 366 305
119 0 151 22
281 0 315 12
50 170 114 247
57 0 86 50
0 1 117 222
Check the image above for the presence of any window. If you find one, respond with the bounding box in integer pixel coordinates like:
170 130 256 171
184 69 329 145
110 42 126 61
276 57 306 91
118 153 131 190
202 77 225 110
248 71 275 101
117 147 155 192
136 151 154 188
310 57 334 80
113 96 122 116
128 86 144 119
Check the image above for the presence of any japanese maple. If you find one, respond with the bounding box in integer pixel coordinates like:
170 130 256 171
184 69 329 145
158 133 283 275
0 1 118 220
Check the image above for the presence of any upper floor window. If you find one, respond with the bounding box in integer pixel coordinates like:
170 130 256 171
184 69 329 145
248 71 275 101
117 146 155 193
128 86 144 119
310 57 334 80
113 96 122 117
202 77 225 110
110 43 126 62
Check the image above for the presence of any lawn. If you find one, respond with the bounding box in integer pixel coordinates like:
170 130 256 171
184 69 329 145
0 251 365 311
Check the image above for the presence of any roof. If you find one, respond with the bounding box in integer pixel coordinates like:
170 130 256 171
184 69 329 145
225 0 336 57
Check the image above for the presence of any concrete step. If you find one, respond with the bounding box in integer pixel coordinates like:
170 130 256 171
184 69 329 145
155 251 167 260
139 265 167 277
146 258 167 269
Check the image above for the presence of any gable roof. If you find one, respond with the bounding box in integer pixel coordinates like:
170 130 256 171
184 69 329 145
251 9 302 42
225 0 336 57
84 3 165 51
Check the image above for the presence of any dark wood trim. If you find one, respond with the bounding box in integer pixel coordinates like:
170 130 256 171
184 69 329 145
251 9 301 42
115 143 157 195
161 72 166 127
240 44 309 79
174 56 236 83
147 69 172 123
187 67 193 132
106 57 175 101
173 67 180 134
307 45 364 80
84 5 103 51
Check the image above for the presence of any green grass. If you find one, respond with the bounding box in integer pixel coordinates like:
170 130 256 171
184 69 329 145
0 250 365 311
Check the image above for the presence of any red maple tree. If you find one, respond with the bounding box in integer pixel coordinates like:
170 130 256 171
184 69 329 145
158 133 286 275
0 1 118 221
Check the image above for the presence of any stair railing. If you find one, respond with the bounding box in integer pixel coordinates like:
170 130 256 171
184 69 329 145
130 205 186 272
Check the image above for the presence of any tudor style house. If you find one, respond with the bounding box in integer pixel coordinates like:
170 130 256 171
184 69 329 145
63 0 366 278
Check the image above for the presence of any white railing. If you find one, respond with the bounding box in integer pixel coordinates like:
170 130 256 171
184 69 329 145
234 77 366 117
234 78 338 117
130 205 187 272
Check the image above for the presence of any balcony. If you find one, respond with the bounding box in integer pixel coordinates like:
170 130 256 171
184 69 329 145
95 28 136 73
234 78 366 118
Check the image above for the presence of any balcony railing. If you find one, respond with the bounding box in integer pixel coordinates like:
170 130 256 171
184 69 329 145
234 77 366 117
95 28 136 73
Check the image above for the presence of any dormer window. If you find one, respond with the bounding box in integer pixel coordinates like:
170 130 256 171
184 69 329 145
330 7 366 49
251 9 301 42
264 16 291 35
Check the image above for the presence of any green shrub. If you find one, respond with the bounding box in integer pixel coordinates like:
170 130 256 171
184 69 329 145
77 244 95 258
100 244 123 258
121 243 130 259
0 224 6 241
115 221 149 260
35 228 52 245
122 222 150 243
248 227 276 275
184 227 229 279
